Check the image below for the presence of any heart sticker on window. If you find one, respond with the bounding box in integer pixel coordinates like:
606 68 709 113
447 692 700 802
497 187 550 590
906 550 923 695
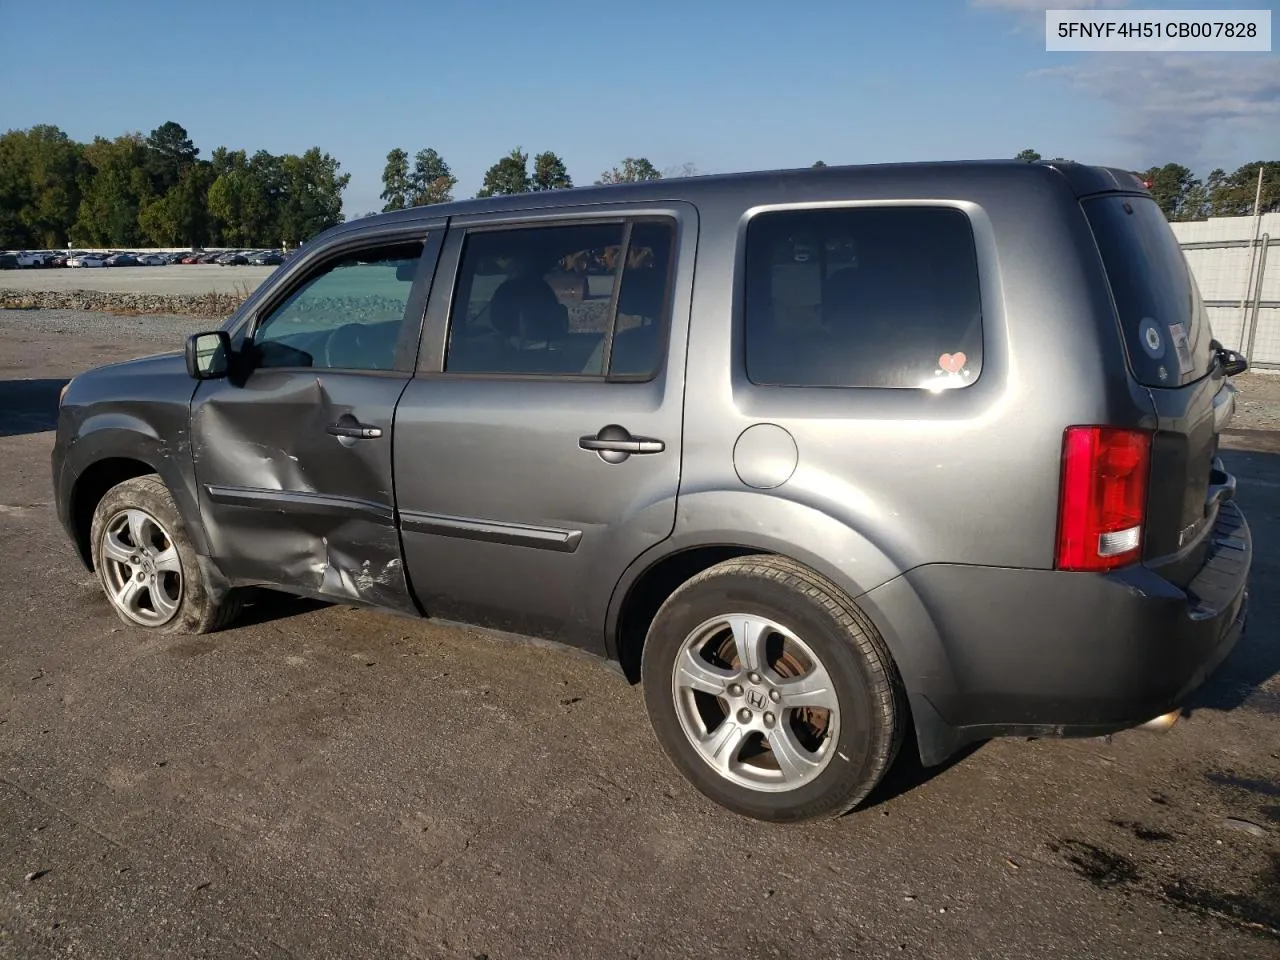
938 352 967 374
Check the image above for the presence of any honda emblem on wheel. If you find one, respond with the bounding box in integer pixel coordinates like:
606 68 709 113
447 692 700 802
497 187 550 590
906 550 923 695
746 688 768 711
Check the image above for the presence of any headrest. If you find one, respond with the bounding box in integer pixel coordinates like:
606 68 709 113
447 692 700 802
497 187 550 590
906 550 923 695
618 267 668 320
489 277 568 341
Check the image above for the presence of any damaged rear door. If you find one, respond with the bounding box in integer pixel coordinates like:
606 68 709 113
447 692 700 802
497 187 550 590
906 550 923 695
190 220 443 611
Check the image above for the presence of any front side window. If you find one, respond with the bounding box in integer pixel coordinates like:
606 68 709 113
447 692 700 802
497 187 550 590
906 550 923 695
744 206 983 389
253 240 424 371
445 219 675 378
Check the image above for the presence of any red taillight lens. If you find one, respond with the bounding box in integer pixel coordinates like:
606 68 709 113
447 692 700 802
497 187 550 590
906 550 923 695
1055 426 1151 571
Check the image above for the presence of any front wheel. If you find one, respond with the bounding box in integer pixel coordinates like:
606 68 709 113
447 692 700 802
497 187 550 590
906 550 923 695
641 556 906 823
89 475 239 634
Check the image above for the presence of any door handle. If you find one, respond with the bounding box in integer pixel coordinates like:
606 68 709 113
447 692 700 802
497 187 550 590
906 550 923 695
579 425 665 463
327 422 383 440
578 437 665 454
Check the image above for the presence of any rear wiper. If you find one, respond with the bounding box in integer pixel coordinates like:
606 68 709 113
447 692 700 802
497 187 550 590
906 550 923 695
1210 339 1249 377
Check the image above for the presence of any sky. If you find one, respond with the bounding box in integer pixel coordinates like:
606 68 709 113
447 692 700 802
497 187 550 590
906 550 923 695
1 0 1276 216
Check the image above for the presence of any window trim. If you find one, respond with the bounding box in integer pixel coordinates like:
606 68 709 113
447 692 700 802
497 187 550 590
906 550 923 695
234 222 440 376
428 214 678 384
737 199 987 393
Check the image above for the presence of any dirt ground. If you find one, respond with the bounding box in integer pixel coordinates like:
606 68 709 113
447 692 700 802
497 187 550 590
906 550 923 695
0 265 274 296
1 311 1277 960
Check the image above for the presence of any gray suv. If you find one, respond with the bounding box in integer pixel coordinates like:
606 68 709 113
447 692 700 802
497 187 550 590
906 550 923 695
51 161 1252 822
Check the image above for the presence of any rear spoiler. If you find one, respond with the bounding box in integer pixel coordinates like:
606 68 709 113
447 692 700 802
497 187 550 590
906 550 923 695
1037 162 1152 199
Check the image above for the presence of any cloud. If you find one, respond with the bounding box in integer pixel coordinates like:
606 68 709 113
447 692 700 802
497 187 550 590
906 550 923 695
1037 54 1280 164
974 0 1279 168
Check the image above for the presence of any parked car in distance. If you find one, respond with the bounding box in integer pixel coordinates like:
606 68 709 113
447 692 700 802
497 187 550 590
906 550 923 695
250 251 283 266
16 251 56 268
105 253 139 267
136 255 166 267
0 253 18 269
66 254 106 268
51 161 1252 823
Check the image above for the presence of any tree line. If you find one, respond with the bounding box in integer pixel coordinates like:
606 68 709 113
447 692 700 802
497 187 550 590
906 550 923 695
4 121 1273 251
0 122 349 250
375 148 681 213
1014 149 1278 220
378 147 1277 221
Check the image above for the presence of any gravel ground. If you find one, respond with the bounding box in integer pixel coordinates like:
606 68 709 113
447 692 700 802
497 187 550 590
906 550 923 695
1 310 1278 959
1232 371 1280 432
0 265 274 296
0 309 210 347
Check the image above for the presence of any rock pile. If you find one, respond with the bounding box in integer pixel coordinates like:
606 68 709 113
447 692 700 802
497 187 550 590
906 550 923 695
0 289 247 319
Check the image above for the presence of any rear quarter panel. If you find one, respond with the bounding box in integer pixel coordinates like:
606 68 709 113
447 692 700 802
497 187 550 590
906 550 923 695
677 164 1156 588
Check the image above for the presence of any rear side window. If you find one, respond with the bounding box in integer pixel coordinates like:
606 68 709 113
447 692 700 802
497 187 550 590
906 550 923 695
1083 195 1212 388
744 206 983 389
445 219 674 379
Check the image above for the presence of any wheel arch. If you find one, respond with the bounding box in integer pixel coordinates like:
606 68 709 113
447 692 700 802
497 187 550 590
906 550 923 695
606 522 964 767
70 457 161 569
65 423 209 570
607 489 905 678
610 544 764 683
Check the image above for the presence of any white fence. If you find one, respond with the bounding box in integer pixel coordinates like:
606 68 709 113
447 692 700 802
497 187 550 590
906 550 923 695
1172 213 1280 369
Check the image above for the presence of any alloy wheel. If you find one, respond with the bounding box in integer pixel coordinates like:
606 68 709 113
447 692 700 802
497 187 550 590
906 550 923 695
671 613 840 792
99 508 184 627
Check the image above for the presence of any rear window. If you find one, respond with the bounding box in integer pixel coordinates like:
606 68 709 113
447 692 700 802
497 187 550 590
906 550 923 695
1083 195 1212 388
744 206 983 389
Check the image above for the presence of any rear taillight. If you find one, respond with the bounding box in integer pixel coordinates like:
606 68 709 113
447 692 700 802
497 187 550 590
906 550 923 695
1055 426 1151 571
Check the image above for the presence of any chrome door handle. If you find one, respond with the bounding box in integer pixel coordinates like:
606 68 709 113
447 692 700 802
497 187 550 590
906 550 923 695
579 425 665 463
578 437 665 454
327 422 383 440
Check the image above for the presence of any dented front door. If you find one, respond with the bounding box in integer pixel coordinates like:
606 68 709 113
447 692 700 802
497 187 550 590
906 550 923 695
190 371 414 611
187 230 439 613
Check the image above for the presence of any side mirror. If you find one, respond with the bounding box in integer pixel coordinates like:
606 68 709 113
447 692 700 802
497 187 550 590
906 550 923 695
185 331 231 380
1211 339 1249 378
1222 352 1249 377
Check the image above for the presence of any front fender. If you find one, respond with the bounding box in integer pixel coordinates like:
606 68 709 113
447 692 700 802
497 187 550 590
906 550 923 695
60 416 210 562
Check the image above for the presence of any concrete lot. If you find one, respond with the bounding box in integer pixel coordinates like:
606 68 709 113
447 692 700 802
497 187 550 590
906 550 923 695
0 310 1277 960
0 265 275 296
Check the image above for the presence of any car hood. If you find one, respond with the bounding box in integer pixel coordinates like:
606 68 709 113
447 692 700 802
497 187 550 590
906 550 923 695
63 350 196 408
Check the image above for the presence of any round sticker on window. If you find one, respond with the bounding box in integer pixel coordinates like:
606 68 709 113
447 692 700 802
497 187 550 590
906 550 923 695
1139 317 1164 358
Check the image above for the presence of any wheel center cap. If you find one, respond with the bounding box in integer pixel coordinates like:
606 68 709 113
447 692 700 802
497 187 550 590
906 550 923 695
745 688 769 711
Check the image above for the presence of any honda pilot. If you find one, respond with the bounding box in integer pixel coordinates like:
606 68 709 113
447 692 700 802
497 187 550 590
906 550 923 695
51 161 1251 822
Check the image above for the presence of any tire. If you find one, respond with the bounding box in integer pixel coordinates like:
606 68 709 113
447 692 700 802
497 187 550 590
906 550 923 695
89 475 240 634
641 555 906 823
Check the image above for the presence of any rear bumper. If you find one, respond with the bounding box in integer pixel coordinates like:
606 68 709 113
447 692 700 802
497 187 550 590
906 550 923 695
864 500 1250 761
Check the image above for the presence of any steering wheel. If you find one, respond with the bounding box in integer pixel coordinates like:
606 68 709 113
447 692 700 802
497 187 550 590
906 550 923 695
323 323 374 369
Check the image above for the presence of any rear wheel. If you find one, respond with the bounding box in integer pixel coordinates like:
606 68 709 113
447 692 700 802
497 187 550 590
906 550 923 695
89 476 239 634
641 555 905 822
